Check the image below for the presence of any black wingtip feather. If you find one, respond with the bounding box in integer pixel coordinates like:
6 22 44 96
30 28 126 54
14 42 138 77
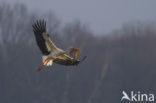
32 19 50 55
32 19 46 34
32 20 47 37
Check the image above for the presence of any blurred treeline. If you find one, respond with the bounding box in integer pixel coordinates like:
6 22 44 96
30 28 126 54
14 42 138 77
0 2 156 103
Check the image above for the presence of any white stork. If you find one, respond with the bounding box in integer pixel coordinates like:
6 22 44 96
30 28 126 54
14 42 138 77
32 19 86 71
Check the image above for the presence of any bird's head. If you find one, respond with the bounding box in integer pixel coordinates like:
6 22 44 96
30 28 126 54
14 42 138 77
73 59 80 66
73 56 87 66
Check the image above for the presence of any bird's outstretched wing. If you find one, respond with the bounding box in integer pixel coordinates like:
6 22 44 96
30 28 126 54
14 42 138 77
32 19 61 55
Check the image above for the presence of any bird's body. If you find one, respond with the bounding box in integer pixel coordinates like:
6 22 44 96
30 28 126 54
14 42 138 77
32 20 84 71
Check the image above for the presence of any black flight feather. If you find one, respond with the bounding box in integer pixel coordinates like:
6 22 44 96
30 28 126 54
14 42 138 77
32 19 50 55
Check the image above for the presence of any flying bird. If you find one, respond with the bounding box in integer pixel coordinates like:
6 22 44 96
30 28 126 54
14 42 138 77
32 19 86 71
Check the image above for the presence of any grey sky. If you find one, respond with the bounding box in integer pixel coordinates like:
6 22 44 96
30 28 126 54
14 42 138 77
4 0 156 34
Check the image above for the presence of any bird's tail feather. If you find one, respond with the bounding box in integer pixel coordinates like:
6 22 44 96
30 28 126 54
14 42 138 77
42 56 53 66
37 56 53 72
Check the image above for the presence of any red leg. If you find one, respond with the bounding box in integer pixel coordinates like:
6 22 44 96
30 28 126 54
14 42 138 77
37 59 49 72
37 65 44 72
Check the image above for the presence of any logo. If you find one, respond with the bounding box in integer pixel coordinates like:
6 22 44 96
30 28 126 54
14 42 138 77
121 91 155 102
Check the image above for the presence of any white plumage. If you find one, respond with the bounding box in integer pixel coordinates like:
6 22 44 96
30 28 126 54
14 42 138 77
32 19 84 71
